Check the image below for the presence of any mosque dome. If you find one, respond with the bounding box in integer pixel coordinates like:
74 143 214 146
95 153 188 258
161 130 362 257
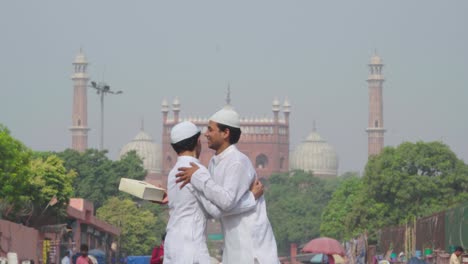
290 130 338 177
119 130 162 174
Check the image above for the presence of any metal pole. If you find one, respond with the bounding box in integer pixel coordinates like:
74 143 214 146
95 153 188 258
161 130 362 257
90 81 122 151
100 92 104 150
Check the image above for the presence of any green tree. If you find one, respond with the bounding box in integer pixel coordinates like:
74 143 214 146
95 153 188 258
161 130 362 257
97 197 158 256
320 175 387 241
320 175 361 240
55 149 146 208
28 155 76 224
140 201 168 245
265 171 338 255
0 125 76 224
0 125 32 219
364 141 468 226
321 141 468 242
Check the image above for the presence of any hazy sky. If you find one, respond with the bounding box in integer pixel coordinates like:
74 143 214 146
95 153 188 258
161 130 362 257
1 1 467 174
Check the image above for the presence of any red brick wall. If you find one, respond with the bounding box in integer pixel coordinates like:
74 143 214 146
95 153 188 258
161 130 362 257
0 219 39 263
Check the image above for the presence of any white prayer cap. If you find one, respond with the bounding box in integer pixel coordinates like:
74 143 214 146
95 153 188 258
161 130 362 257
170 121 200 144
209 107 241 128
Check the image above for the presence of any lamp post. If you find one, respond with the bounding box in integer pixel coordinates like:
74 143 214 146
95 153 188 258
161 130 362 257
90 81 123 150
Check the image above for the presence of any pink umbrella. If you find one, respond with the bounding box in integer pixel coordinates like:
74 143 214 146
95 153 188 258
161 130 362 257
302 237 345 256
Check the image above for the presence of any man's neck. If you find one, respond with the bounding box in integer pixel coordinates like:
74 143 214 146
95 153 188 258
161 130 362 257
215 142 232 155
178 151 196 158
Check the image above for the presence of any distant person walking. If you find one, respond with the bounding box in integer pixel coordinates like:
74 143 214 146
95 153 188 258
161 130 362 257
76 244 92 264
61 251 70 264
150 233 166 264
450 246 464 264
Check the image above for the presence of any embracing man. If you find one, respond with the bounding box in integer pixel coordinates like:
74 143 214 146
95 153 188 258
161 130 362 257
177 106 279 264
164 121 264 263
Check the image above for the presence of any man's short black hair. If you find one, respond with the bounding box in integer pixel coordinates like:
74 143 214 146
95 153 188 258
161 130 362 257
80 244 88 251
455 246 464 252
216 123 241 144
171 132 201 154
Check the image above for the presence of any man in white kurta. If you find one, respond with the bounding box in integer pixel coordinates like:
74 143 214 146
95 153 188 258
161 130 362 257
176 107 279 264
164 121 261 264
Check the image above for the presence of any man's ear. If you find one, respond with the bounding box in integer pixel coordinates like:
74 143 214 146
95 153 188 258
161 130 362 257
222 128 230 140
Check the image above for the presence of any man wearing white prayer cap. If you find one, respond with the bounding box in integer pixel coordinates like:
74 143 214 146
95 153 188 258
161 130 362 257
176 107 280 264
164 121 263 264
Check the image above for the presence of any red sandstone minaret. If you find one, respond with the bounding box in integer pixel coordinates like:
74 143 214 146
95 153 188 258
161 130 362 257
70 49 90 152
366 52 386 157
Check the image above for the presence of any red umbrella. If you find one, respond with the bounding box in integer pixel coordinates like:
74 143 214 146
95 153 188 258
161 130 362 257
302 237 345 256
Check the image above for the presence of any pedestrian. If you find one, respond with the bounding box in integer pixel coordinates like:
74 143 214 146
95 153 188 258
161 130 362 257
61 251 70 264
150 233 166 264
76 244 92 264
450 246 464 264
176 106 279 263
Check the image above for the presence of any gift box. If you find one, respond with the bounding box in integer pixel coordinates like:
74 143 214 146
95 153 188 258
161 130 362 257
118 178 165 201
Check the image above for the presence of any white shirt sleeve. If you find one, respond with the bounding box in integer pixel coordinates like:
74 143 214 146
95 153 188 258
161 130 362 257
191 162 256 212
190 187 256 219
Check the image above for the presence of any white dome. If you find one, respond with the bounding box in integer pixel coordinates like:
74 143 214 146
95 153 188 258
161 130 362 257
290 130 338 177
119 130 162 174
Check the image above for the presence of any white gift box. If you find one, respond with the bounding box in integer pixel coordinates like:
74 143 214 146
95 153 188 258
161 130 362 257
118 178 165 201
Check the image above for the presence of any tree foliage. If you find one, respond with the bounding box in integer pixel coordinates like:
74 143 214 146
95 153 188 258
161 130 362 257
265 171 339 255
364 141 468 225
97 197 161 256
0 125 32 218
0 125 76 223
55 149 146 208
321 141 468 242
28 155 76 222
320 174 387 241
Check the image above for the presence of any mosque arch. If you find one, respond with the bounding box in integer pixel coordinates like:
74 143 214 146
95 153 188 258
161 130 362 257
255 154 268 169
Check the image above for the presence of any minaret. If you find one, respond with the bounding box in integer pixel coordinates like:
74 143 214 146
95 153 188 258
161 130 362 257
272 97 280 135
226 83 232 106
283 98 291 125
70 49 90 152
366 52 386 156
161 98 169 124
172 97 180 123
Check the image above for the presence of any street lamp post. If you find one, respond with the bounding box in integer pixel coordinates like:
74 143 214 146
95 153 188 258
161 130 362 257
90 81 123 150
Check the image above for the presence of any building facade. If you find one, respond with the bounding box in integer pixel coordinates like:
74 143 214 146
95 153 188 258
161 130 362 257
159 96 290 186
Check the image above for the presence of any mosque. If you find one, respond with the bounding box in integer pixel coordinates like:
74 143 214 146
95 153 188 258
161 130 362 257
70 49 386 185
117 93 341 186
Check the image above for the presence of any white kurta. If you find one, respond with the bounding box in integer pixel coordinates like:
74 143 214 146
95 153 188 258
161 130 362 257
191 145 280 264
165 156 255 264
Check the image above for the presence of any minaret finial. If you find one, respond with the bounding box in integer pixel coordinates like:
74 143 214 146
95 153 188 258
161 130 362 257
141 117 144 131
313 120 316 132
226 82 231 105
